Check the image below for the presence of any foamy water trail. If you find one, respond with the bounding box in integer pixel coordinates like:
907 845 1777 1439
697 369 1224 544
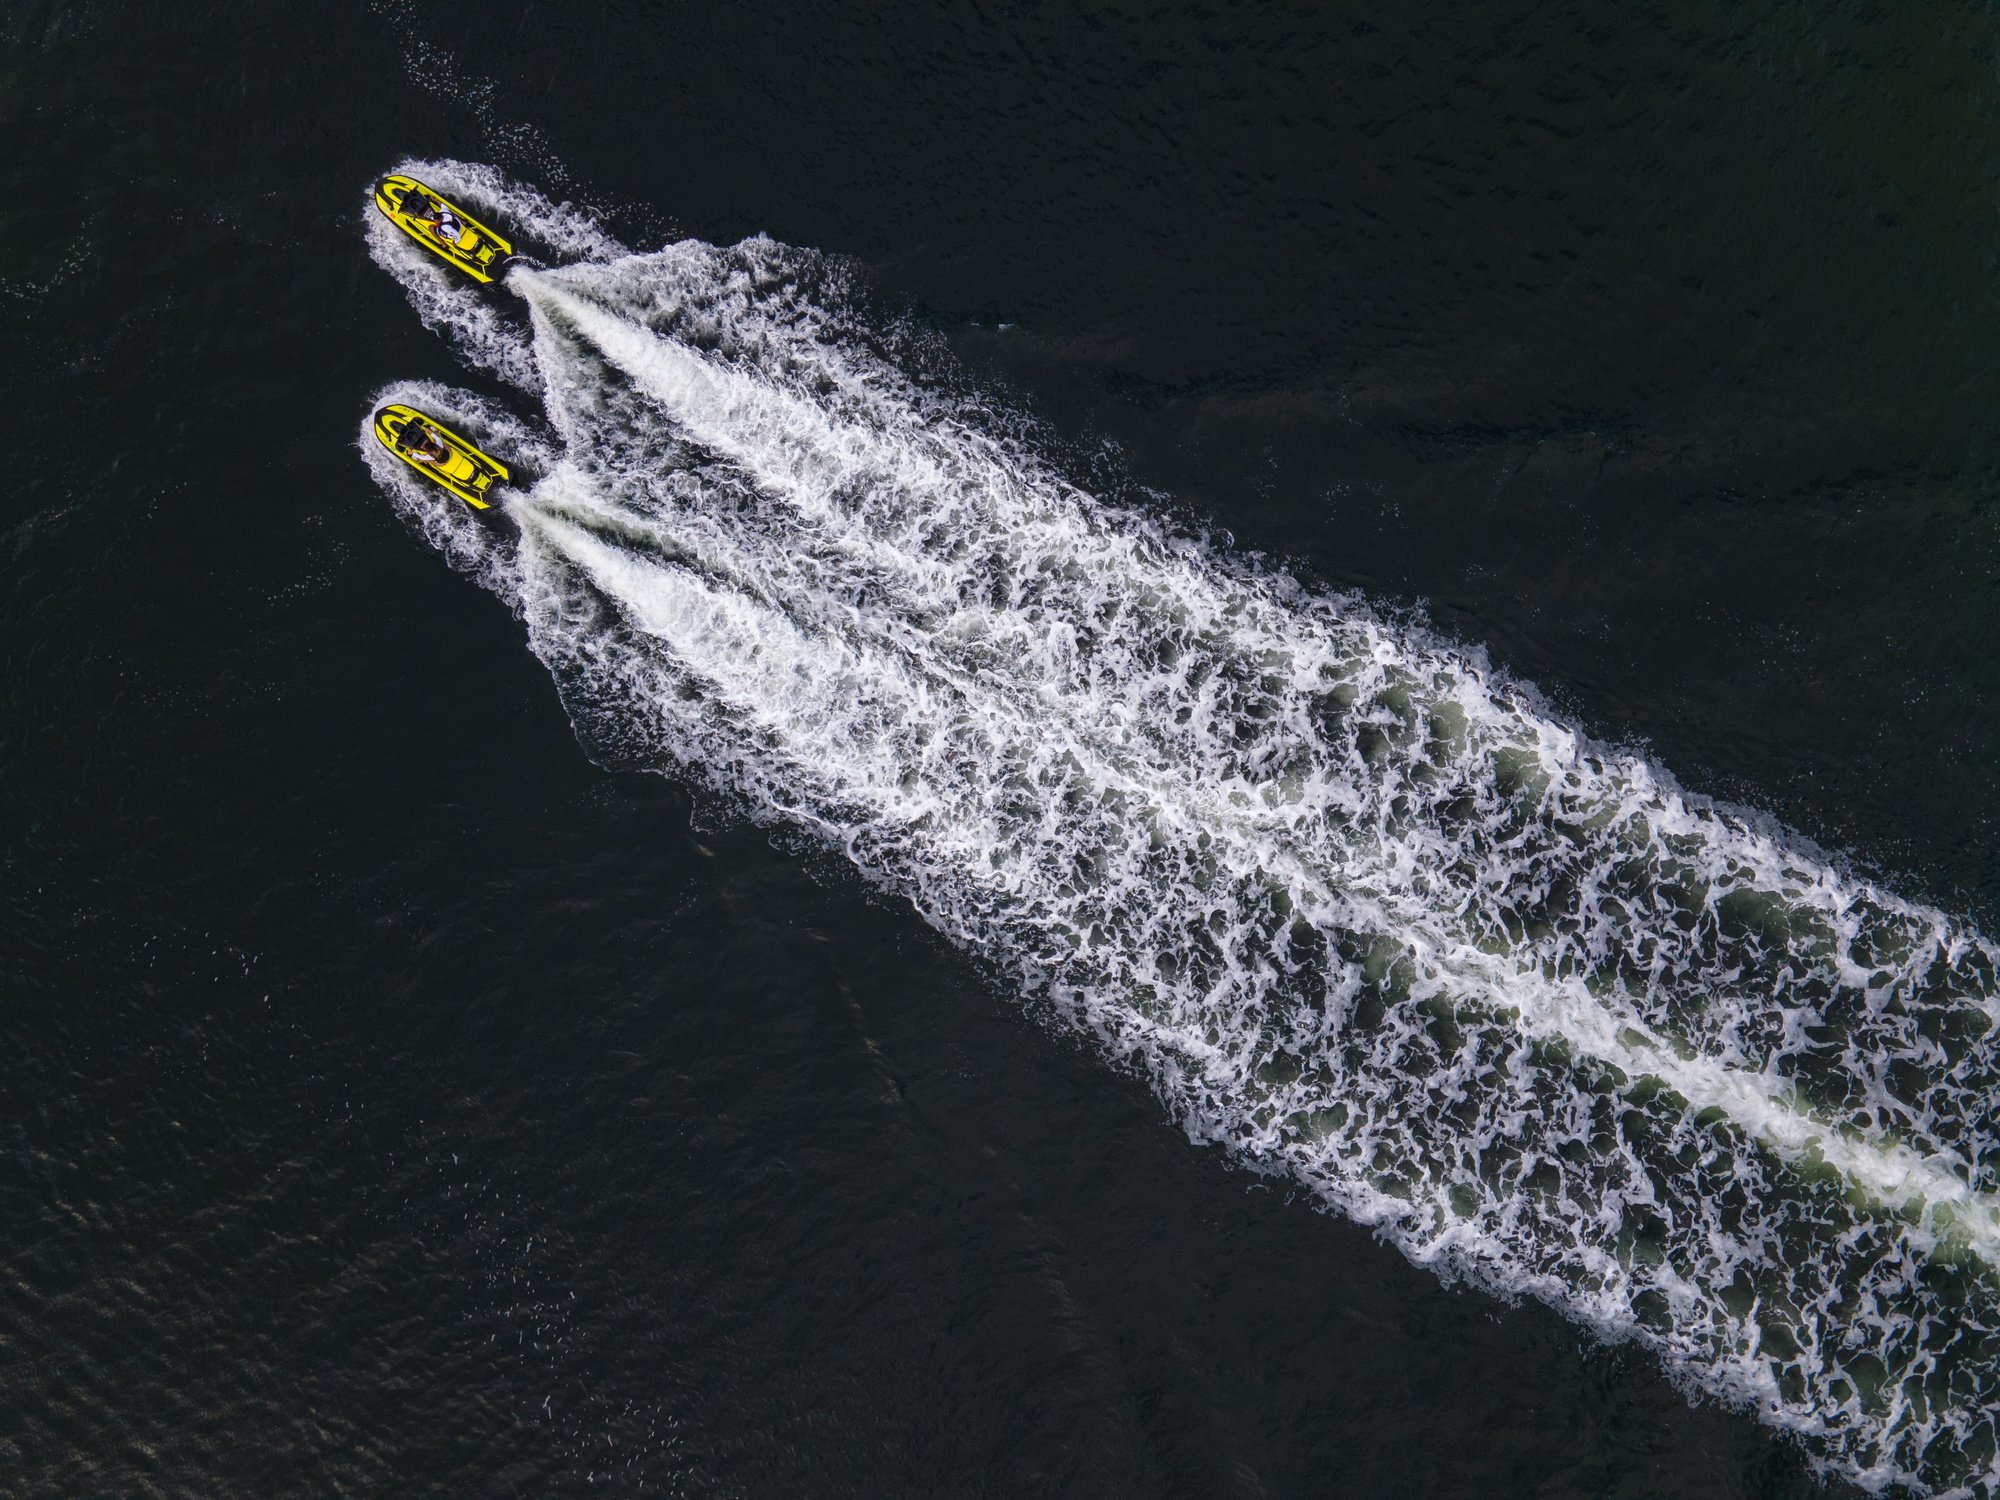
362 160 2000 1496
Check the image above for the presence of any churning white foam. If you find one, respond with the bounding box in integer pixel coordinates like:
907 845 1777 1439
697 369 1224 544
362 161 2000 1496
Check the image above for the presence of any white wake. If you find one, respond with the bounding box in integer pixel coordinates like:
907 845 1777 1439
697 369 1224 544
362 160 2000 1497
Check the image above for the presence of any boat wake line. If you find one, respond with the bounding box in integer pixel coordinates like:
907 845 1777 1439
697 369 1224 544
360 159 2000 1497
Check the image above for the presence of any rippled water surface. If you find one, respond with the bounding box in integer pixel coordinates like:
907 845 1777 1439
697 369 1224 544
7 3 2000 1496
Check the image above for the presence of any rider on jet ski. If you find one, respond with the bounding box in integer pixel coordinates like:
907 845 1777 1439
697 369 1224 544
405 186 464 247
403 420 450 466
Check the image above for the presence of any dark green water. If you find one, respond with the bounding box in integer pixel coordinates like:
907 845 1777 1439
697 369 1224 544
7 2 2000 1494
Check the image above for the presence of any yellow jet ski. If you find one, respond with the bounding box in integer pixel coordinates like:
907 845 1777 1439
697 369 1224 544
374 404 510 511
374 174 515 283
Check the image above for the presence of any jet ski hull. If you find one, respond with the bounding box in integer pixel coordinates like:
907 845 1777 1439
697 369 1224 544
374 174 514 283
373 404 510 511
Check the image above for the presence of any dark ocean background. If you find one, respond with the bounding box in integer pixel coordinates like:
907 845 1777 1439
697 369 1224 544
6 2 2000 1494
